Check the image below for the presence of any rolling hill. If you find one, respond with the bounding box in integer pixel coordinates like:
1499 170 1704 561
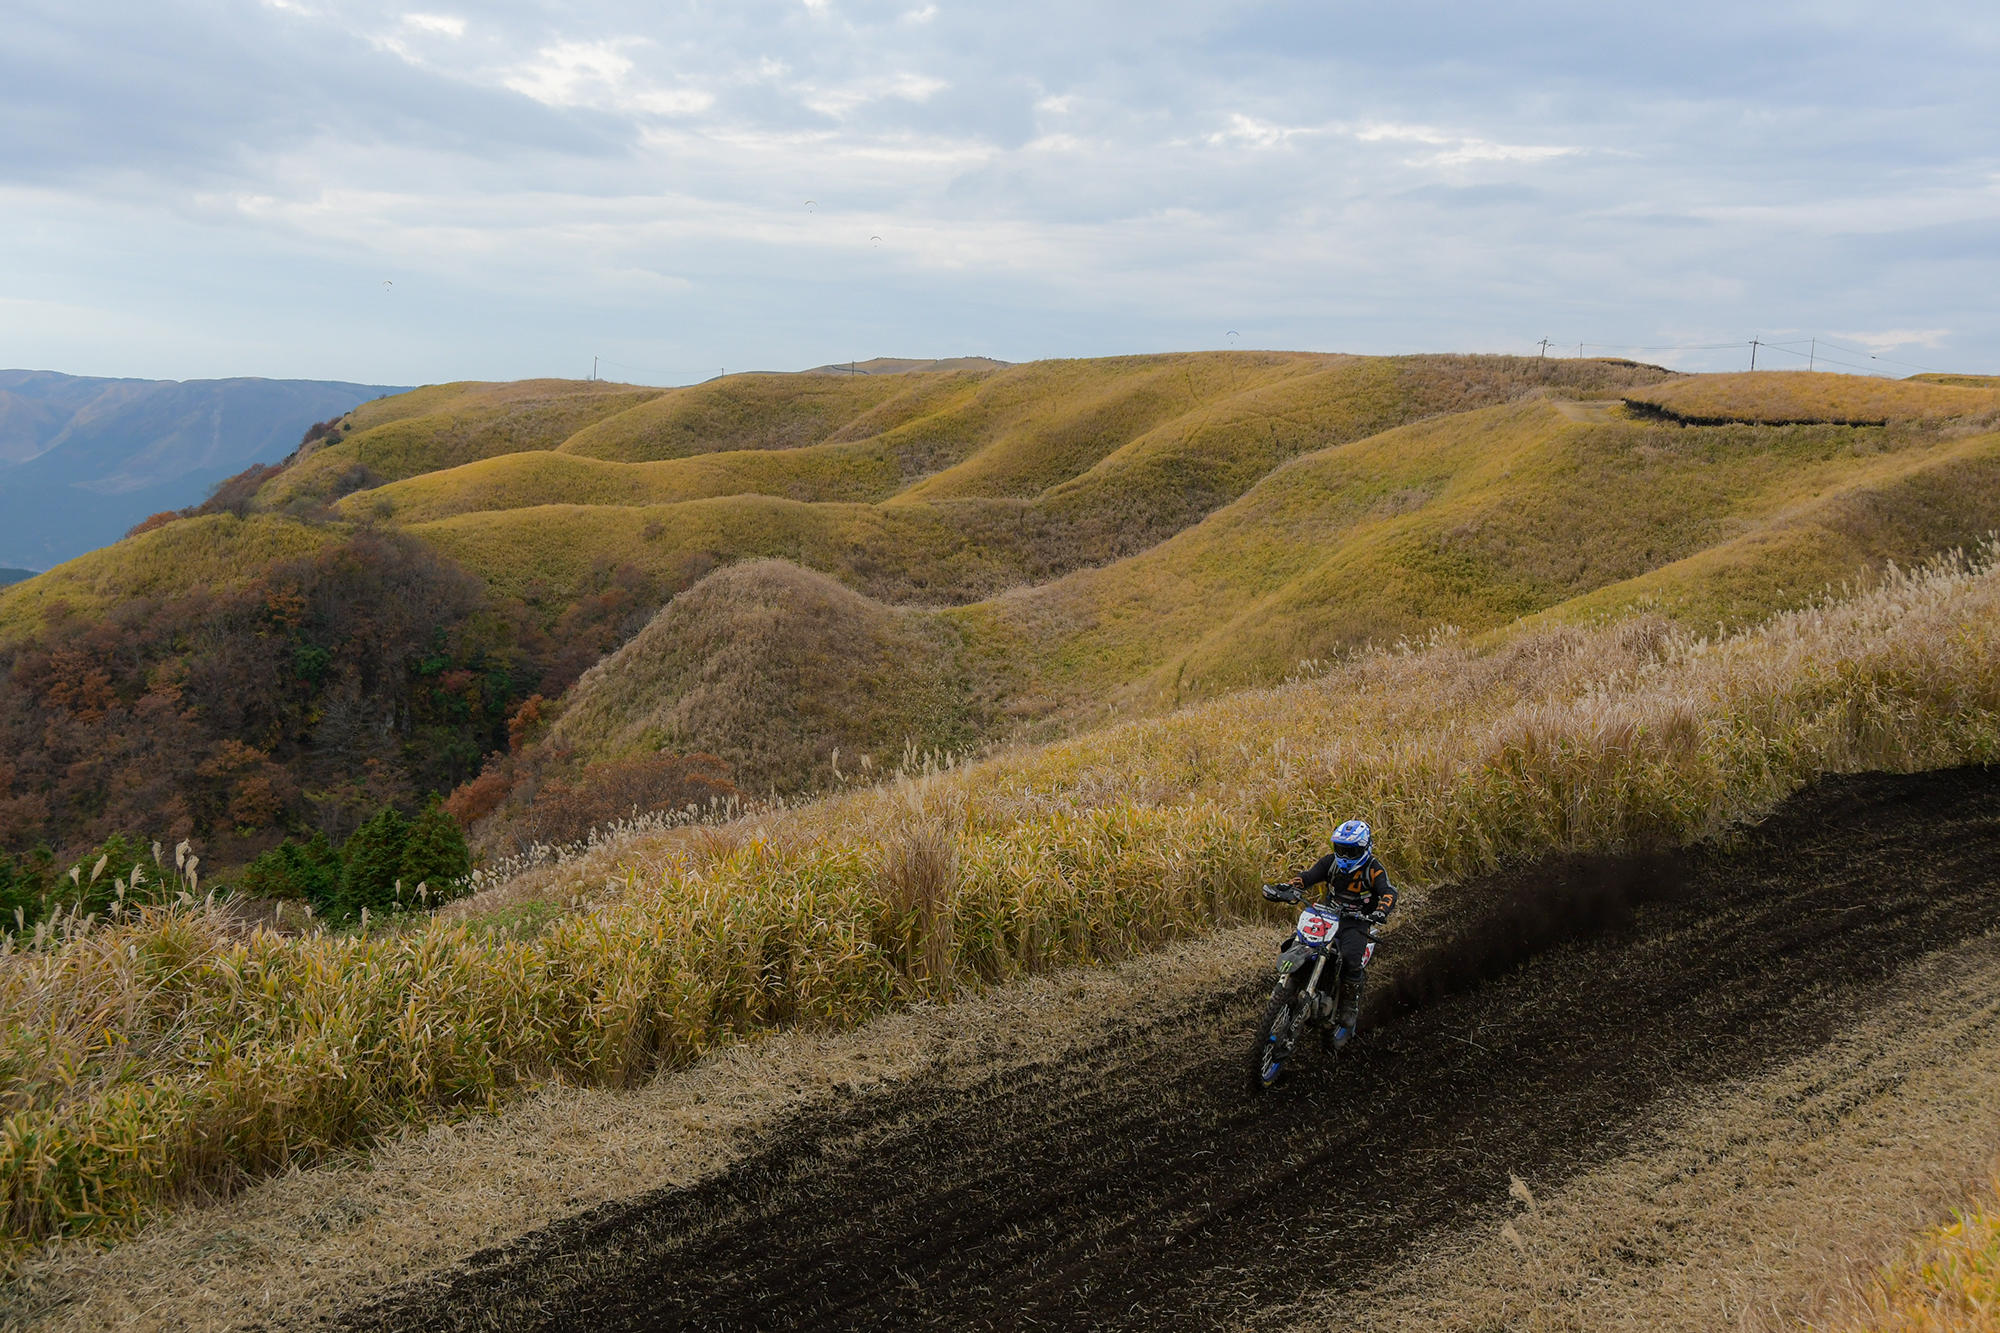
7 351 2000 1293
3 352 1996 861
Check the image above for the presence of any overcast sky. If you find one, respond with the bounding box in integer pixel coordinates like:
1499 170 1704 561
3 0 1995 386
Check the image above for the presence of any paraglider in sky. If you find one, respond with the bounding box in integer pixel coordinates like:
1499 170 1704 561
382 280 394 292
870 235 882 246
805 200 816 211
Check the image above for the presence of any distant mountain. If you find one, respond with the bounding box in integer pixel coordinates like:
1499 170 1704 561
803 356 1010 375
0 371 408 570
0 568 32 587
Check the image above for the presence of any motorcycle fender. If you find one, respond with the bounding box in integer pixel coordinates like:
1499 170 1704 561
1274 944 1315 978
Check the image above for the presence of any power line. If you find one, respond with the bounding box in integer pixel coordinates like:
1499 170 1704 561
1756 344 1882 376
1810 339 1944 374
1566 337 1904 378
1578 342 1752 352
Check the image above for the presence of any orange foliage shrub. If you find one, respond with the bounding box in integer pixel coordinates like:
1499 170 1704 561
513 753 737 848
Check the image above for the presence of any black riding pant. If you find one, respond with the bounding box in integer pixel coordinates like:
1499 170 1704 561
1332 922 1375 1025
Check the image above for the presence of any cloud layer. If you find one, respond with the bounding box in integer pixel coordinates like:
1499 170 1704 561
3 0 1995 384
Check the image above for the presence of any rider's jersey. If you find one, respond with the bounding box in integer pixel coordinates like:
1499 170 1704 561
1295 853 1397 917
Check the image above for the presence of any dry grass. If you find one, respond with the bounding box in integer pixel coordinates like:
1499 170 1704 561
1625 371 2000 426
1911 374 2000 391
545 559 979 786
0 514 341 641
961 400 2000 711
260 381 662 510
1829 1172 2000 1332
342 440 915 524
0 927 1275 1332
6 545 1998 1261
402 382 2000 757
555 370 976 463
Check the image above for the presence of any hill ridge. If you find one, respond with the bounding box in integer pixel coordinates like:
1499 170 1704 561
4 351 1998 863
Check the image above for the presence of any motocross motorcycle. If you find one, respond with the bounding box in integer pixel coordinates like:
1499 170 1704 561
1248 884 1380 1090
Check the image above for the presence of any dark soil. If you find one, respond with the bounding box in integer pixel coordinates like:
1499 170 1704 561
341 766 2000 1332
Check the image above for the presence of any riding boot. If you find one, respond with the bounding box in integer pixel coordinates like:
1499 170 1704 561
1332 969 1365 1046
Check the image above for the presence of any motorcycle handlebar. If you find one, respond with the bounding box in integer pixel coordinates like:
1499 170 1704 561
1263 887 1387 936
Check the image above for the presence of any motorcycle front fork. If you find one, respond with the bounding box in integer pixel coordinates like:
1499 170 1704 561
1300 954 1334 1022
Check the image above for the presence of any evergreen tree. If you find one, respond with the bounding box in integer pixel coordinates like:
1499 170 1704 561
240 831 344 912
0 851 51 931
336 806 410 921
399 796 471 906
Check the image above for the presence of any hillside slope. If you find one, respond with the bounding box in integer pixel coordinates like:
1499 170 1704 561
553 386 2000 790
4 354 1995 861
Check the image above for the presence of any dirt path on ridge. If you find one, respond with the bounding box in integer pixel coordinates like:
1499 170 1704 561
342 766 2000 1333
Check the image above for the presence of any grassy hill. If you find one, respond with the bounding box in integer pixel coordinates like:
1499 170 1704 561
3 353 1997 860
544 379 2000 800
6 350 2000 1265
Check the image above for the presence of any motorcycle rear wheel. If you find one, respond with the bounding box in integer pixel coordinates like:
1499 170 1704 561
1248 985 1303 1091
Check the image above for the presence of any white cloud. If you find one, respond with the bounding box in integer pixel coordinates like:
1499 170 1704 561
1205 115 1577 167
1206 114 1323 149
801 72 947 118
1349 121 1579 166
5 0 1997 385
402 12 465 38
503 40 635 107
1831 328 1952 351
500 39 712 116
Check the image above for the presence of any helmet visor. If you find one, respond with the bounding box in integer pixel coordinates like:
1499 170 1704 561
1331 841 1368 863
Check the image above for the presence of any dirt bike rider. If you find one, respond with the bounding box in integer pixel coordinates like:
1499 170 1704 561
1263 819 1398 1048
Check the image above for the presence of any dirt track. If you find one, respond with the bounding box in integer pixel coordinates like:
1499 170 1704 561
345 766 2000 1332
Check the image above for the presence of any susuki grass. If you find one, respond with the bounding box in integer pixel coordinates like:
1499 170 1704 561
5 544 2000 1266
1835 1172 2000 1331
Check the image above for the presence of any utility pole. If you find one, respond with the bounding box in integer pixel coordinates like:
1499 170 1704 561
1749 339 1761 371
590 355 598 382
1576 342 1584 358
1809 338 1816 372
1537 338 1551 359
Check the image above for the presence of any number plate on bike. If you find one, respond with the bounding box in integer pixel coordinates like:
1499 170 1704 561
1296 904 1339 942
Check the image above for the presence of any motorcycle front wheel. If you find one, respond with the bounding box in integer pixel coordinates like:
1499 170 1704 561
1248 984 1304 1092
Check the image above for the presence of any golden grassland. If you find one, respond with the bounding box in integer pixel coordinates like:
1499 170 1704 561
1911 373 2000 390
0 353 1676 646
5 544 1999 1261
555 368 984 463
545 560 977 785
964 405 2000 716
340 438 917 524
0 515 341 639
261 380 664 511
1836 1179 2000 1332
1624 371 2000 426
485 395 2000 793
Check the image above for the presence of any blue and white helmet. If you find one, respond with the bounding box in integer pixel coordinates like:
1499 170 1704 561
1330 819 1372 873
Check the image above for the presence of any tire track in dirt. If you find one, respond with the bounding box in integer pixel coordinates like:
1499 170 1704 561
342 766 2000 1332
